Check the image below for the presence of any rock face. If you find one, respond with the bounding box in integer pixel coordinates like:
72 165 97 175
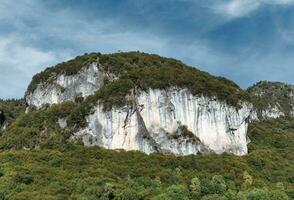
76 88 252 156
26 63 104 108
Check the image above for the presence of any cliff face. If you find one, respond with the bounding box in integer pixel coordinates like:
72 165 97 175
25 52 255 156
27 83 252 156
76 88 252 156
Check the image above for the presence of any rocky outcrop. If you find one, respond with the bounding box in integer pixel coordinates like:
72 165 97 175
247 81 294 119
26 63 105 108
261 105 285 119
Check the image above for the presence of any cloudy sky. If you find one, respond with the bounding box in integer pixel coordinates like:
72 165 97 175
0 0 294 99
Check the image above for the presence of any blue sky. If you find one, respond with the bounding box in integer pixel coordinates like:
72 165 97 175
0 0 294 99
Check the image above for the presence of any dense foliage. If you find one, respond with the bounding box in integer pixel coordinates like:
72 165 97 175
0 102 75 150
0 101 293 199
247 81 294 118
0 99 26 125
27 52 249 109
98 52 249 107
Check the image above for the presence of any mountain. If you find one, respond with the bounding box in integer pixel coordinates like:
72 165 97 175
23 52 254 156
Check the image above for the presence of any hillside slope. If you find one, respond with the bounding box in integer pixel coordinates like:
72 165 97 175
247 81 294 119
0 117 293 199
0 99 25 131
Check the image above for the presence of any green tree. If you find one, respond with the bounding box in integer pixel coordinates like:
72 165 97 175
151 193 170 200
224 189 237 200
201 194 227 200
166 185 190 200
270 190 289 200
154 177 162 188
190 177 201 197
212 175 227 194
245 188 271 200
115 187 142 200
241 171 253 190
276 182 285 191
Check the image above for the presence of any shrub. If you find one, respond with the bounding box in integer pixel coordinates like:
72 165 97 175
190 177 201 197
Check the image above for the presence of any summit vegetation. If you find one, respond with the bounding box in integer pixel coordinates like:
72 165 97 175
27 52 249 109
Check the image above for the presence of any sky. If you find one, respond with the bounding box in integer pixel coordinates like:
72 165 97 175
0 0 294 99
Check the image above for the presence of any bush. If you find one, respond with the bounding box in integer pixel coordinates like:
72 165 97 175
165 185 190 200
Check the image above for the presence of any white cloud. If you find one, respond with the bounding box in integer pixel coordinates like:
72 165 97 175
214 0 294 18
214 0 260 18
0 37 55 74
0 36 71 98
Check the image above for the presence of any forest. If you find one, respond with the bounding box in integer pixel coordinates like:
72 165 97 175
0 106 293 199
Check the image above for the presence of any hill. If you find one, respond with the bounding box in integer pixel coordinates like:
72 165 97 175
0 52 293 199
23 52 253 156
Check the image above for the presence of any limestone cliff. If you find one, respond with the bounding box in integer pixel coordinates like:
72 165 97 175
75 88 252 155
